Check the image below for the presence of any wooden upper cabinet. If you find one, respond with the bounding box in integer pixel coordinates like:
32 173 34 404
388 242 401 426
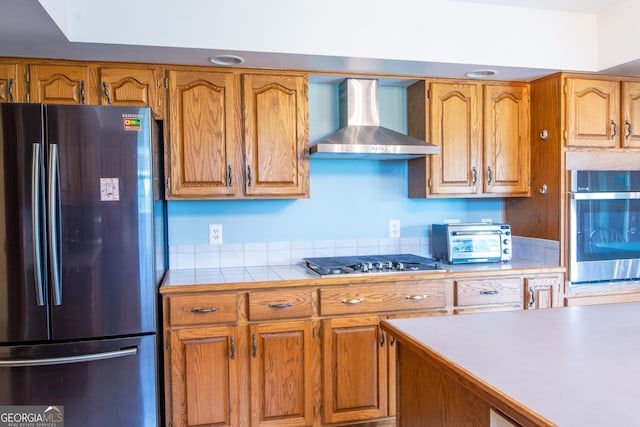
167 69 241 198
429 82 482 195
98 66 164 119
0 62 21 103
622 81 640 148
242 73 309 198
483 83 530 195
28 64 94 104
565 78 619 148
408 80 530 198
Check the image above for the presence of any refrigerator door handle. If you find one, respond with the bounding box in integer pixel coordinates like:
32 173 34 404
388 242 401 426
0 347 138 367
47 143 62 306
31 143 45 306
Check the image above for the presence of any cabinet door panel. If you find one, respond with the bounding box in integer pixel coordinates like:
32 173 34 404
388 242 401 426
99 67 163 118
168 70 241 197
322 316 387 424
29 64 93 104
430 82 481 195
0 63 21 103
170 326 239 427
250 321 313 426
565 78 619 147
242 74 309 197
622 81 640 148
483 84 530 195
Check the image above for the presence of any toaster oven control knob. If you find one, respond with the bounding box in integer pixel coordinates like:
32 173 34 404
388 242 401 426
503 239 510 245
503 248 511 255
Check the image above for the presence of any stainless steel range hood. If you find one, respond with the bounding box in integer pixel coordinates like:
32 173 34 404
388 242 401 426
309 78 440 160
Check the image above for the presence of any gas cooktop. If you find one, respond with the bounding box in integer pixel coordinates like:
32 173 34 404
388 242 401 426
303 254 441 276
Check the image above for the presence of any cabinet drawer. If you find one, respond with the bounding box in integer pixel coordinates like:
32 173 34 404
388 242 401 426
168 293 238 326
454 278 522 307
320 281 447 316
248 288 314 321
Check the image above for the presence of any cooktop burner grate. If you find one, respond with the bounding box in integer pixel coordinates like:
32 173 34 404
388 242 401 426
303 254 441 276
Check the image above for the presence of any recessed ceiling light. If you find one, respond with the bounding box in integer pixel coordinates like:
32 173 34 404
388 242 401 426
209 55 245 66
465 69 498 78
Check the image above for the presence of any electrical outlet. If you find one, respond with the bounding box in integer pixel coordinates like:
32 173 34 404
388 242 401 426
389 219 400 238
209 224 223 245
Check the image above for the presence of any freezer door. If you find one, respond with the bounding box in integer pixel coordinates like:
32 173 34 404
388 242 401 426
0 103 49 343
46 105 157 340
0 334 159 426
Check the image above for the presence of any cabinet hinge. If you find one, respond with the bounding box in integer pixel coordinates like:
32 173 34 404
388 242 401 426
166 177 171 190
427 88 432 99
318 326 322 338
25 70 30 82
165 77 169 89
428 177 432 188
563 130 567 140
165 337 170 351
563 84 568 94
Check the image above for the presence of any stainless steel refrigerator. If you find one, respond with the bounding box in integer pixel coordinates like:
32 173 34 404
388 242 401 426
0 104 167 426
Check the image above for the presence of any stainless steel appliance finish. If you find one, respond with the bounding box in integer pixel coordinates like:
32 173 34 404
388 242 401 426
0 104 166 426
309 79 440 160
569 170 640 285
432 223 512 264
304 254 441 276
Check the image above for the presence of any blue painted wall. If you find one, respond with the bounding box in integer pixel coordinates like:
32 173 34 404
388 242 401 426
167 82 503 245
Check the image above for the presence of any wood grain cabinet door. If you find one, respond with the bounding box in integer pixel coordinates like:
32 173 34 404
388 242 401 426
0 62 21 103
170 326 240 427
249 321 314 427
524 274 562 309
321 316 387 424
242 73 309 198
429 82 482 196
28 64 94 104
483 83 530 195
565 78 620 148
98 66 164 119
167 69 241 198
622 81 640 148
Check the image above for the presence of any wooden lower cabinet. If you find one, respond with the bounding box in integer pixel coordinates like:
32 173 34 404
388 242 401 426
169 325 240 427
162 269 564 426
321 316 388 424
524 274 562 309
249 321 315 427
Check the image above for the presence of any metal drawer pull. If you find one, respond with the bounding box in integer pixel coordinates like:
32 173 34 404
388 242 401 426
341 298 365 305
406 294 428 301
479 290 499 295
268 303 293 309
191 307 217 313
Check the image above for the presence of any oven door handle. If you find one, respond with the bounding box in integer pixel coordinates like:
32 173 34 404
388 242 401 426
570 191 640 200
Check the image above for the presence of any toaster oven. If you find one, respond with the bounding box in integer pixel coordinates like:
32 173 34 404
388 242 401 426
431 223 512 264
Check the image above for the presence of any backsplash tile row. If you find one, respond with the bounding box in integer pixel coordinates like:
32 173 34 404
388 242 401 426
169 236 560 269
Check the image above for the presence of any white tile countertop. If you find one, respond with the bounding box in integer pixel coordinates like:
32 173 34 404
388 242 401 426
164 258 560 287
382 302 640 427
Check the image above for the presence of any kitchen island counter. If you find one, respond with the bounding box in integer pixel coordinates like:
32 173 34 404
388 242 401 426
380 302 640 427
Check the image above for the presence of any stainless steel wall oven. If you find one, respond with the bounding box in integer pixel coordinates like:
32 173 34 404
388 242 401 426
569 170 640 285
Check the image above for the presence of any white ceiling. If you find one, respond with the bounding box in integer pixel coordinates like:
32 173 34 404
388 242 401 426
0 0 637 81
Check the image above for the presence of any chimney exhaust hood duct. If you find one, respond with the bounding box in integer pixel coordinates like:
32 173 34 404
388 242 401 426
309 78 440 160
